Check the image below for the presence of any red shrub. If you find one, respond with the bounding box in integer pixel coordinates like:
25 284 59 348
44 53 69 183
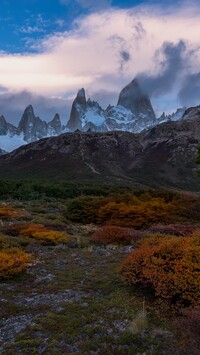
90 226 138 245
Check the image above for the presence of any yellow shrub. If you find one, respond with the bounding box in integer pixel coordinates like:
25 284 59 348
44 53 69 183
0 248 31 278
20 224 68 244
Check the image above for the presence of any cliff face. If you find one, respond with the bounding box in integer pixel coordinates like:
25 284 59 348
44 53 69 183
0 112 200 190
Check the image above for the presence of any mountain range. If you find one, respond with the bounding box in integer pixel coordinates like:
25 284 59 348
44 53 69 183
0 78 186 153
0 105 199 190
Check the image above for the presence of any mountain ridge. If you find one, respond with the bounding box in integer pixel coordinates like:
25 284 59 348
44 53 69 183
0 78 186 153
0 110 199 190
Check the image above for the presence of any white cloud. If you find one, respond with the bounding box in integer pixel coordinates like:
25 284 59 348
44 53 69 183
0 2 200 115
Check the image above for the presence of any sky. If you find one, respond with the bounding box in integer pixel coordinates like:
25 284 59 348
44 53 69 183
0 0 200 124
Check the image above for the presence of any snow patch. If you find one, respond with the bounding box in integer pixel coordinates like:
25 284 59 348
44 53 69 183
82 108 105 127
0 134 27 153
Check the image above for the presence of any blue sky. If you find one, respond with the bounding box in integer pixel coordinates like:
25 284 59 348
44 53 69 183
0 0 199 123
0 0 176 54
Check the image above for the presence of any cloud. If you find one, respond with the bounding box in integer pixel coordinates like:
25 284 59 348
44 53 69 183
0 90 72 125
137 40 188 97
178 73 200 106
88 89 118 109
16 14 48 35
0 1 200 115
0 85 8 94
120 50 131 73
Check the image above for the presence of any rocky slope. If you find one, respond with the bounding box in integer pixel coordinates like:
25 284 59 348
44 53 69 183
0 111 199 190
0 148 6 156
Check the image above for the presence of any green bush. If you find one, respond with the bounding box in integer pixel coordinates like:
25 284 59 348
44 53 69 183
65 196 104 224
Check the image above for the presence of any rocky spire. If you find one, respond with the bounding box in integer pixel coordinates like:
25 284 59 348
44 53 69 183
66 88 87 131
48 113 62 135
0 115 8 135
117 78 156 122
18 105 47 142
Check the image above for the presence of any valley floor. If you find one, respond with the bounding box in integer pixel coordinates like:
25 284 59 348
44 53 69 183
0 199 199 354
1 243 175 354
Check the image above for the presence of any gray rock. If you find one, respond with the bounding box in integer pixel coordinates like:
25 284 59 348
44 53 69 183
18 105 48 142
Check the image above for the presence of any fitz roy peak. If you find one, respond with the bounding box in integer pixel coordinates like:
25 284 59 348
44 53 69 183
67 79 157 132
0 77 186 153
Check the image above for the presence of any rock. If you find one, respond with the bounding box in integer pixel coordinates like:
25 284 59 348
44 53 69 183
66 78 157 133
18 105 48 142
47 113 62 135
117 78 156 122
67 88 87 131
0 115 19 136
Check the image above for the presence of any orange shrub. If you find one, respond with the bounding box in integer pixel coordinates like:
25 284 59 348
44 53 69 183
90 226 137 245
0 205 23 220
20 224 68 244
0 248 31 278
120 235 200 306
98 198 175 228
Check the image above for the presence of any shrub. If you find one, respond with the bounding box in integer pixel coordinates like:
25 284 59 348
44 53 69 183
0 248 31 278
90 226 137 245
1 223 27 237
65 196 104 224
98 197 175 228
120 235 200 306
0 205 22 220
0 234 28 250
20 224 69 244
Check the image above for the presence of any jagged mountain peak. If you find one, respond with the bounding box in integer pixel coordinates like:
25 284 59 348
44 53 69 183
24 104 34 113
75 88 87 107
18 105 48 142
0 114 18 137
77 88 86 98
0 78 196 154
50 113 61 124
48 113 62 135
117 78 156 121
0 115 8 135
0 114 7 123
66 78 157 133
18 105 35 128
